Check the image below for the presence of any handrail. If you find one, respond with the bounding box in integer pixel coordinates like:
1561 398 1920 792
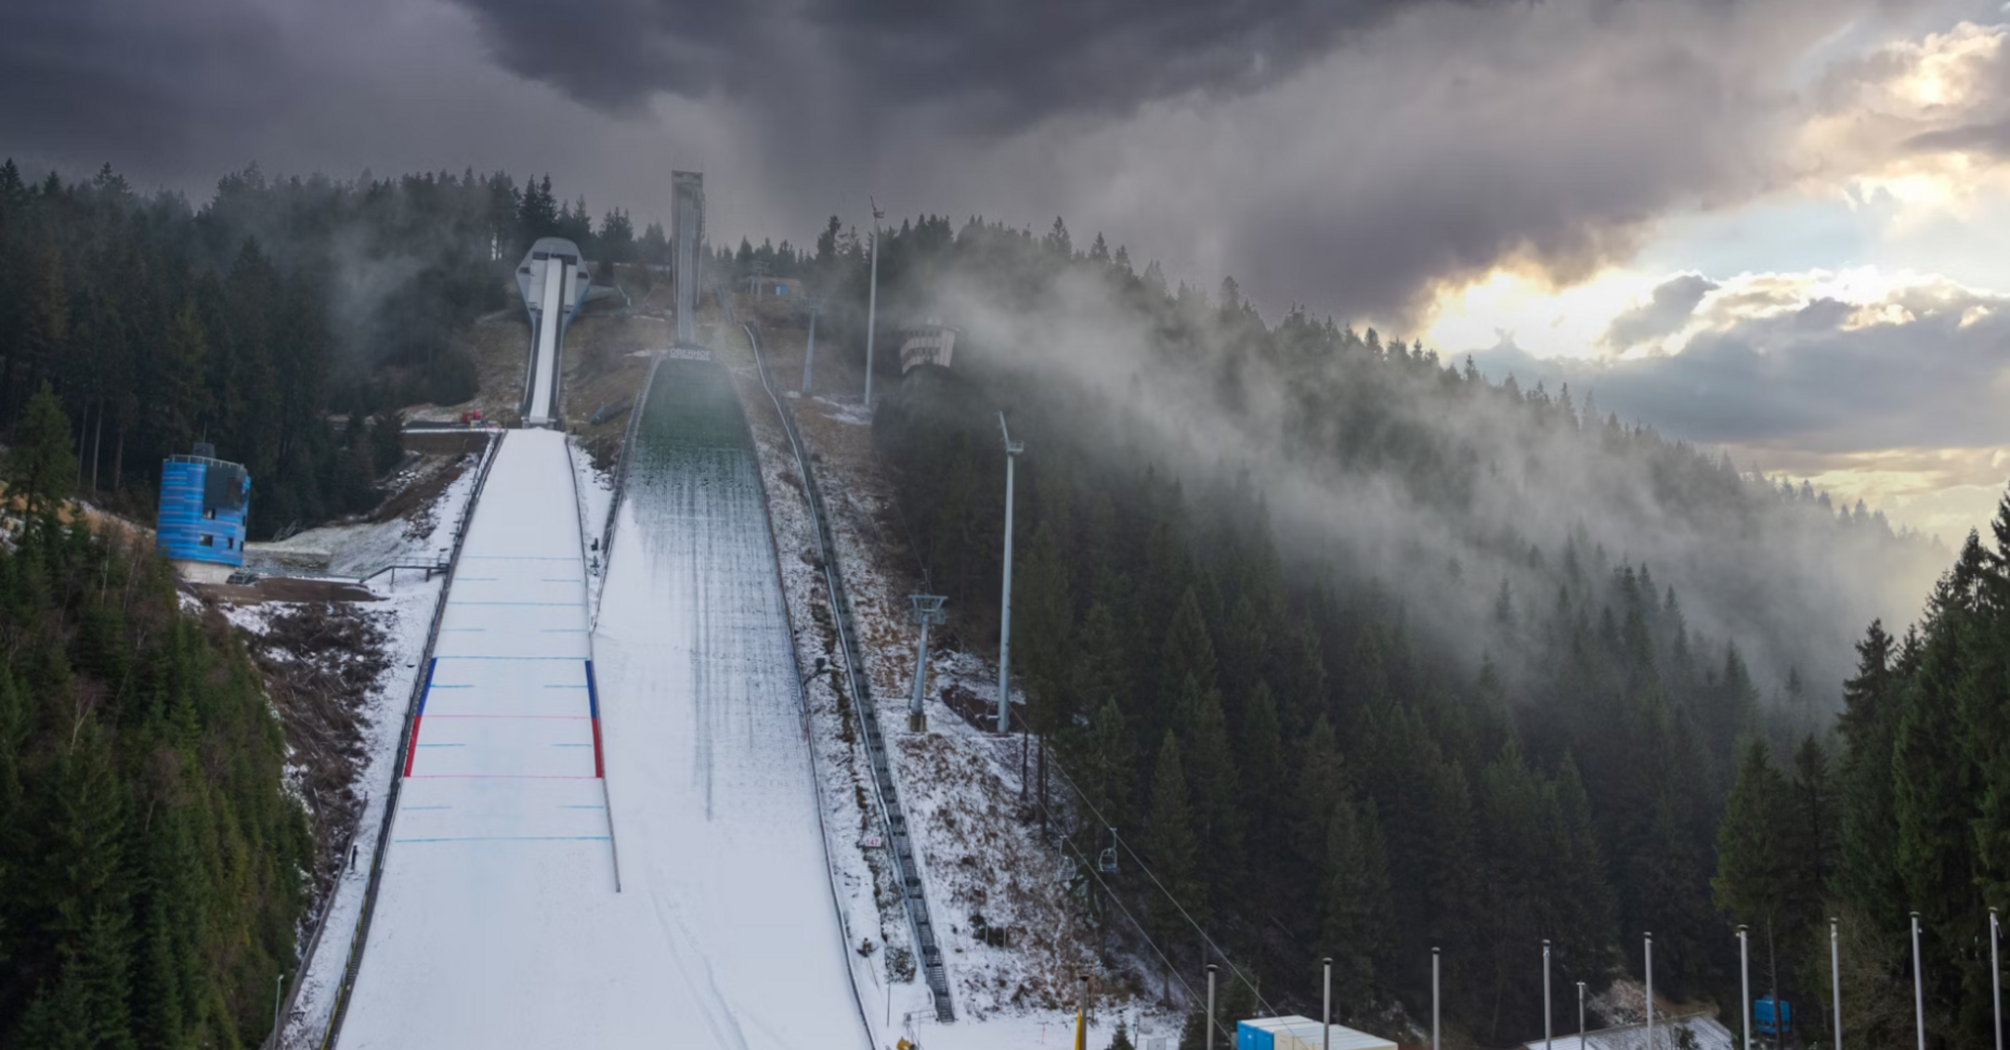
563 428 621 892
315 432 503 1049
732 332 878 1049
735 306 955 1022
590 351 663 628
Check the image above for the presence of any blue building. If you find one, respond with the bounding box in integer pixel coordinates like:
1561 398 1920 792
156 443 250 582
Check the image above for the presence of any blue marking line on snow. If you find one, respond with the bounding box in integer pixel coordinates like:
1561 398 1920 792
417 658 439 715
392 835 612 843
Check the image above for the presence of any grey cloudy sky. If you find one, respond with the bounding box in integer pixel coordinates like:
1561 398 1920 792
2 0 2005 532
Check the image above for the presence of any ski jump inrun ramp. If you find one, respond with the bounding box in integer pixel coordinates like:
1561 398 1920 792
333 248 869 1047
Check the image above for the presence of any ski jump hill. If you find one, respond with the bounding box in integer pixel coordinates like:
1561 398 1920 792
329 243 870 1048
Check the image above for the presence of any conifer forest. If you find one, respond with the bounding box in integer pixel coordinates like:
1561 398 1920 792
1 160 2006 1050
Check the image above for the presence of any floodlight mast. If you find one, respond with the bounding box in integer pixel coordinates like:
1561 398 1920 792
865 199 883 411
996 411 1023 734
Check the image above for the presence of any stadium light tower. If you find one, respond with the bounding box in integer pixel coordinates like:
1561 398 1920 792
908 594 946 732
996 411 1023 734
865 199 884 411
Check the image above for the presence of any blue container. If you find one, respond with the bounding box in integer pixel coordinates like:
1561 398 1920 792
155 448 250 568
1755 996 1792 1036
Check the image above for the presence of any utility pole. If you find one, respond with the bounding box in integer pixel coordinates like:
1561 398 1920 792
908 595 946 732
1833 917 1843 1050
995 411 1022 734
1206 964 1219 1050
1646 932 1655 1050
865 199 883 410
1912 912 1926 1050
1323 956 1332 1050
1991 908 2002 1050
1545 939 1554 1050
1740 925 1752 1050
1433 948 1441 1050
1578 980 1587 1048
801 297 821 394
1075 973 1090 1050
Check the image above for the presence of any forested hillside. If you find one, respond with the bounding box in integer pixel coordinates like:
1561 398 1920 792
1714 510 2010 1050
0 388 309 1047
750 214 1963 1046
0 160 664 538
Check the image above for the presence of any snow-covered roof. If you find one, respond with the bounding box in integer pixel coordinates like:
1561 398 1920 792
1241 1015 1399 1050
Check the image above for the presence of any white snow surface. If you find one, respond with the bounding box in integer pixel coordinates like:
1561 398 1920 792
340 429 623 1049
341 404 871 1049
589 361 870 1048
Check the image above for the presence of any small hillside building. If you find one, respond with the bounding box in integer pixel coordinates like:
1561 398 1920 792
156 443 250 583
899 319 959 374
1237 1016 1398 1050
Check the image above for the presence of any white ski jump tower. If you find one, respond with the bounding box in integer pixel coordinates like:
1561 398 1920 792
515 237 591 426
671 171 704 347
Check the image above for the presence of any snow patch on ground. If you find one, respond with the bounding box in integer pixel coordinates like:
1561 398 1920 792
725 330 1118 1048
226 452 485 1047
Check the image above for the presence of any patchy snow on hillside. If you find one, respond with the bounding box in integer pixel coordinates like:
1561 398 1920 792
207 447 486 1048
726 330 1125 1049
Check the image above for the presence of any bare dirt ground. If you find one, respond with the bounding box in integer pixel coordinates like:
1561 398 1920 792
193 578 380 604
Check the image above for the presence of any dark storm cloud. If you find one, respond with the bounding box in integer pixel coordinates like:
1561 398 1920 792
0 0 288 172
450 0 1492 130
1602 274 1720 350
1476 285 2010 454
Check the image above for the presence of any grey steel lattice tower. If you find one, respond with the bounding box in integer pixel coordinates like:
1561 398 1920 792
672 171 704 347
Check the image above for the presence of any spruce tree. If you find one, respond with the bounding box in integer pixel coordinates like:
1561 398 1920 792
1145 731 1204 939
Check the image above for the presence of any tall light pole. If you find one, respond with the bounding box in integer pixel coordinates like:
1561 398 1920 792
1323 956 1333 1050
801 297 821 394
1206 964 1219 1050
1646 932 1655 1050
864 199 883 410
908 595 946 732
1578 980 1587 1048
1433 947 1441 1050
1739 925 1752 1050
1912 912 1926 1050
1991 908 2002 1050
995 411 1022 734
1832 917 1843 1050
1545 939 1554 1050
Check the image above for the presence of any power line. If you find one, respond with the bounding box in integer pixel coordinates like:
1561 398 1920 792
1028 784 1239 1048
1043 750 1281 1020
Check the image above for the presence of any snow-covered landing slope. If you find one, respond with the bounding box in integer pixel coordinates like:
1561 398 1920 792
590 358 870 1050
341 429 621 1049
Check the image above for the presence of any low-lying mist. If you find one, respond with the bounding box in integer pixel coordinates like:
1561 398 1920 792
906 236 1946 707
